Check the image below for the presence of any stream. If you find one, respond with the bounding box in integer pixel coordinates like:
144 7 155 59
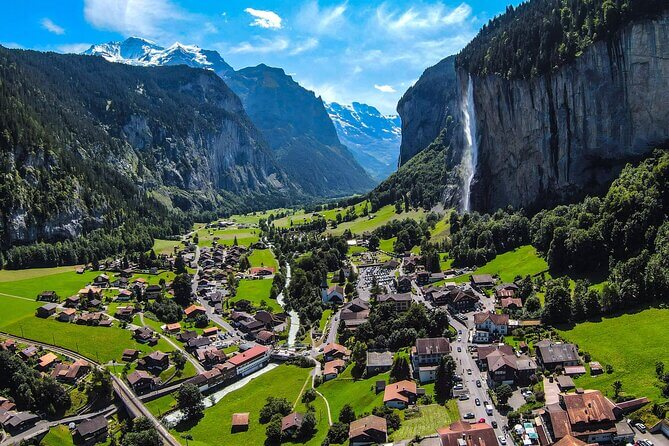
276 263 299 347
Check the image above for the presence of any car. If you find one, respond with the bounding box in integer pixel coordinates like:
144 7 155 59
454 383 464 391
459 394 470 401
478 418 486 423
498 436 507 445
457 346 462 352
491 421 498 428
476 379 482 387
475 398 481 406
463 412 475 419
467 369 472 375
458 329 462 334
635 423 647 433
458 336 462 342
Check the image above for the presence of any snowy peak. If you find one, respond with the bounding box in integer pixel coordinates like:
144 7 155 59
326 102 401 181
83 38 233 74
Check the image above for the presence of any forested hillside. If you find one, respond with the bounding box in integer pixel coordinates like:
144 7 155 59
0 47 293 268
456 0 667 79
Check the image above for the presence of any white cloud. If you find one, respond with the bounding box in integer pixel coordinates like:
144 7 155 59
374 84 396 93
230 37 289 54
244 8 282 30
0 42 23 49
41 18 65 35
57 43 92 54
83 0 215 43
290 38 319 55
374 2 472 35
296 1 347 36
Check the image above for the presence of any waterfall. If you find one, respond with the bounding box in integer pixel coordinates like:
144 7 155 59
461 75 478 212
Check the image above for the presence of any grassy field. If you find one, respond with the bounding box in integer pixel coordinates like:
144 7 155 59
171 365 312 446
430 213 452 243
392 401 459 440
230 279 280 312
379 237 396 253
0 269 99 300
248 249 279 271
152 239 183 255
41 425 74 446
146 393 178 417
327 205 427 237
318 366 387 417
453 245 549 284
195 227 260 248
557 307 669 403
318 309 332 333
229 209 293 226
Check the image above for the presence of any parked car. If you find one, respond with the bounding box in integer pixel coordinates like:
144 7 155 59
476 380 482 387
464 412 475 419
478 418 486 423
454 383 464 390
475 398 481 406
498 436 507 445
459 394 470 401
492 421 498 428
457 346 462 352
467 369 472 375
635 423 647 433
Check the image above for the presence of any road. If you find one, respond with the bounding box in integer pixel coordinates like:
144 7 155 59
138 313 205 374
0 332 181 446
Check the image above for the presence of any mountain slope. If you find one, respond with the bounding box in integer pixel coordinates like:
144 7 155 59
326 102 401 181
390 0 669 213
0 46 291 256
84 39 375 197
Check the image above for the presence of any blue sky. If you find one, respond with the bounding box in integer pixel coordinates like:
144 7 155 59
0 0 518 114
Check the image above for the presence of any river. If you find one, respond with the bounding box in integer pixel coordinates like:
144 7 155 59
276 263 299 347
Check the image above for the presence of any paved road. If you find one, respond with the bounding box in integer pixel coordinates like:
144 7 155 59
0 332 181 446
325 309 341 345
138 313 205 374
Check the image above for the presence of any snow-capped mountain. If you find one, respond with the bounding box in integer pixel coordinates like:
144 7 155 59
326 102 401 181
83 37 233 74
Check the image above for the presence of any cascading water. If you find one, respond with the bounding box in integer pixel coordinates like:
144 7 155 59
460 75 478 212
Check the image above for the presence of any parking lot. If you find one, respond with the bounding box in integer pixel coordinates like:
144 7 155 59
357 265 396 301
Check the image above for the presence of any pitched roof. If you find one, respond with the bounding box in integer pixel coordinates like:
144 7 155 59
536 342 579 364
378 292 413 302
349 415 387 441
323 343 350 357
500 297 523 308
75 416 108 437
231 412 249 427
473 312 509 326
366 351 393 367
476 344 514 361
415 337 451 356
437 421 497 446
281 412 304 431
471 274 495 284
553 435 587 446
226 345 269 366
562 390 616 424
383 380 417 403
184 305 206 316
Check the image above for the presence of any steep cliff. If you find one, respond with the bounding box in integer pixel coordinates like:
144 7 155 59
395 8 669 212
0 47 291 248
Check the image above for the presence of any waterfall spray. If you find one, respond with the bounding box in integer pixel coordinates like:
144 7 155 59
461 75 478 212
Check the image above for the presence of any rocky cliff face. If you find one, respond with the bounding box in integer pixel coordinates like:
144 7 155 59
397 12 669 212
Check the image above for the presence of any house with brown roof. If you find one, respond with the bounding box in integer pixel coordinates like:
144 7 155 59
542 390 633 444
36 303 58 318
19 346 39 360
255 330 276 345
411 337 451 383
231 413 249 432
449 289 480 312
250 267 274 277
184 305 207 319
395 275 412 293
74 416 108 443
366 351 393 375
383 380 418 409
0 339 16 352
494 283 519 298
437 421 497 446
323 343 350 361
500 297 523 310
322 284 345 304
133 327 158 345
281 412 304 435
535 341 580 370
473 312 509 343
164 322 182 333
377 292 413 312
38 352 59 370
139 351 169 372
484 349 537 386
349 415 387 446
64 295 80 308
51 359 90 383
471 274 496 288
323 359 346 381
58 308 77 322
127 370 159 393
122 349 139 362
341 298 370 330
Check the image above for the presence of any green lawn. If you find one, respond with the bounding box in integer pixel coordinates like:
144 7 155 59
392 401 459 440
230 279 280 312
293 388 330 446
41 425 74 446
430 213 452 243
379 237 396 253
0 270 99 300
557 308 669 403
171 365 312 446
454 245 549 284
195 227 260 248
327 205 427 236
318 366 387 418
248 249 279 271
318 309 332 333
146 393 178 417
0 265 85 282
152 239 183 255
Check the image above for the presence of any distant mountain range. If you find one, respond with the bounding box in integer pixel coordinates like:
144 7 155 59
84 38 376 197
326 102 401 181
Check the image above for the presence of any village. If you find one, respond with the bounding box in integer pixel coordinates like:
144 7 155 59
0 209 667 446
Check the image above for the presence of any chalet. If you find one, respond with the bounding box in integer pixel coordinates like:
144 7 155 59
381 259 400 270
411 337 451 383
323 359 346 381
500 297 523 310
437 421 497 446
36 303 58 318
122 349 139 362
403 256 420 273
589 361 603 375
281 412 304 436
64 296 81 308
184 305 207 319
484 350 537 386
473 312 509 343
0 397 16 411
340 298 370 330
231 413 250 433
535 340 580 370
93 274 110 287
74 416 108 443
164 322 182 333
249 267 274 276
133 327 158 345
395 275 412 293
51 359 90 383
0 339 16 352
0 410 39 432
541 390 633 444
494 283 519 299
19 346 39 360
116 289 133 301
37 291 58 302
127 370 159 393
323 343 350 361
78 286 102 298
449 289 480 312
349 415 387 446
186 337 212 350
38 352 59 370
177 330 199 343
471 274 495 288
86 298 102 309
119 268 134 278
226 345 270 377
322 285 345 304
383 380 418 409
239 318 264 333
145 284 163 299
366 351 393 375
139 351 169 372
58 308 77 322
115 306 135 320
254 311 283 329
377 292 413 311
475 344 515 366
195 346 227 367
416 271 430 285
255 330 276 345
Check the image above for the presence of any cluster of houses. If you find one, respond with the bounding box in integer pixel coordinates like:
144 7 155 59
321 343 350 381
229 308 287 345
187 344 271 392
